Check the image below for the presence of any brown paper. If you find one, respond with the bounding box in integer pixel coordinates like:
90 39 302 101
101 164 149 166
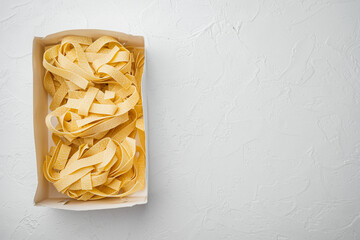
32 29 148 211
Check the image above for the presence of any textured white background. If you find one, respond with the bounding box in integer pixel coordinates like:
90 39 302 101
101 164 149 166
1 0 360 239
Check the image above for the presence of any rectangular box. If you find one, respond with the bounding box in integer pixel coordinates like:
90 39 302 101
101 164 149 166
33 29 148 211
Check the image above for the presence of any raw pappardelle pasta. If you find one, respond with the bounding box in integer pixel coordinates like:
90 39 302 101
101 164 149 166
42 35 145 201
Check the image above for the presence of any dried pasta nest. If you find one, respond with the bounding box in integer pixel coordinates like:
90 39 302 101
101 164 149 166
42 36 145 201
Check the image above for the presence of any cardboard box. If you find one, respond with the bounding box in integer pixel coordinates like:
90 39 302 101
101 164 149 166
32 29 148 211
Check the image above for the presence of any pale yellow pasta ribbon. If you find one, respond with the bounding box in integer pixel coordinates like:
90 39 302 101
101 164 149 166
42 36 146 201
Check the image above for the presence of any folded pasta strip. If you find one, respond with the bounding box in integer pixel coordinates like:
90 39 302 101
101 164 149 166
42 36 146 201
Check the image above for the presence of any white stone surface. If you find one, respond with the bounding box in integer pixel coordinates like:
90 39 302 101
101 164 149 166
1 0 360 239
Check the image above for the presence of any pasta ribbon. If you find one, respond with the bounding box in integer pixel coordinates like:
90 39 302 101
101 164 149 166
42 36 146 201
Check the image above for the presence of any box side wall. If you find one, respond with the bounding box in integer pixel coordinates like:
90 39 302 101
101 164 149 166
41 29 144 48
142 45 149 200
33 37 49 203
35 197 147 211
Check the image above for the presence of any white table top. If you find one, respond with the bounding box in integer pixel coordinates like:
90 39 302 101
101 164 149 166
1 0 360 239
